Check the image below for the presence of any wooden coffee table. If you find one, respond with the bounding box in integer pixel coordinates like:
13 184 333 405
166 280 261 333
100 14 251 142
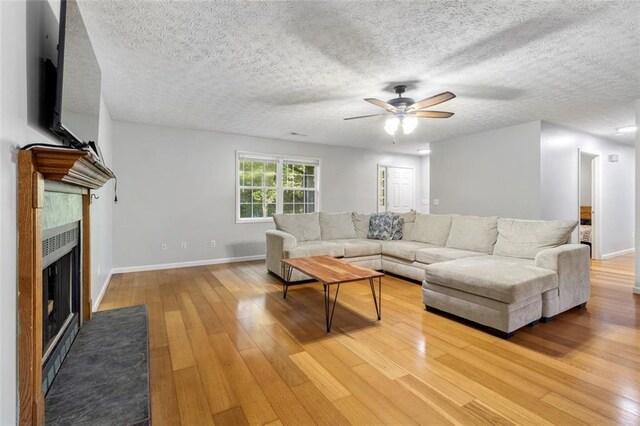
280 256 384 332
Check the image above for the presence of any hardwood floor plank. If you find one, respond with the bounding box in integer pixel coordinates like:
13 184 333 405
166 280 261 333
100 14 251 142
149 347 181 426
290 381 351 426
212 407 250 426
164 310 196 371
289 351 351 401
173 366 215 426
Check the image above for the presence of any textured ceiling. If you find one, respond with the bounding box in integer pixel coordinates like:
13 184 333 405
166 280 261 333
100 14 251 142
76 0 640 153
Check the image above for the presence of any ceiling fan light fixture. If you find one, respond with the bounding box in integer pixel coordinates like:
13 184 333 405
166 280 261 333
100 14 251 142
402 116 418 134
384 117 400 135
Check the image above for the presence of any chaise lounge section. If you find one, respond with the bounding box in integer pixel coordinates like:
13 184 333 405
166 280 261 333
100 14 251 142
265 211 590 336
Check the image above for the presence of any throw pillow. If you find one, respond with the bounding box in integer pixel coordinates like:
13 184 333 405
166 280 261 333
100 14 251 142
391 216 405 240
445 215 498 254
367 213 394 240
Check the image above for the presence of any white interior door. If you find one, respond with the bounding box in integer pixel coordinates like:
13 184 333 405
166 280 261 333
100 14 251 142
386 167 415 212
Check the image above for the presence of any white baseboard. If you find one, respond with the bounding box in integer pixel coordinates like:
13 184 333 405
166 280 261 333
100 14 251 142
600 248 635 260
110 254 266 274
92 271 113 312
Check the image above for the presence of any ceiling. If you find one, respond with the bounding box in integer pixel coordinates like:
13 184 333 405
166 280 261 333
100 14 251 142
77 0 639 154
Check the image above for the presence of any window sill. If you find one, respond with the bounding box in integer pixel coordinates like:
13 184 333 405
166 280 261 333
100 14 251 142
236 218 274 224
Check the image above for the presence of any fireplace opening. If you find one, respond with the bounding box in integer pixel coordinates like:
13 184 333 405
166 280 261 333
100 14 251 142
41 222 81 394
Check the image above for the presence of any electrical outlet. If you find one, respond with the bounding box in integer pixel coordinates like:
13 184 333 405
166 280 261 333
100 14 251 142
161 243 168 251
181 242 188 249
210 240 216 248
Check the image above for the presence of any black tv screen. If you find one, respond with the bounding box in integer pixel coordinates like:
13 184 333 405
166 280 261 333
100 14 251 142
52 0 101 147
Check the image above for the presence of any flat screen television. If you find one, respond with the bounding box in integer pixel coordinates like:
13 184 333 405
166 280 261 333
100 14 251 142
50 0 102 151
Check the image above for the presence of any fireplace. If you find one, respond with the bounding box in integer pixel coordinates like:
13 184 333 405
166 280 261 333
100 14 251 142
41 222 81 394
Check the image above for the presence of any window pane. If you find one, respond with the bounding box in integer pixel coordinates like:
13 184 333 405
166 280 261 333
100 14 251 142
283 190 293 203
265 172 276 187
265 189 277 204
304 175 315 188
293 173 303 188
305 165 315 175
251 189 262 203
252 162 264 186
240 189 251 203
305 190 315 203
294 190 304 203
240 204 251 218
283 203 294 214
295 204 304 214
266 204 276 216
266 162 277 173
252 204 265 218
304 204 315 213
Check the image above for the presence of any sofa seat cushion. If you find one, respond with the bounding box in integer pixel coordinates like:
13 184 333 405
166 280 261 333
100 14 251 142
333 239 382 257
284 241 345 259
424 256 558 304
416 247 487 264
381 241 439 262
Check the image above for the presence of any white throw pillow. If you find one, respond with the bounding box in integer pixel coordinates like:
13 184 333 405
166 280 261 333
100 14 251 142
351 213 371 239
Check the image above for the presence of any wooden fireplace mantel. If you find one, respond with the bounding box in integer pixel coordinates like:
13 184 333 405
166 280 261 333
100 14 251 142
17 147 113 425
30 146 115 189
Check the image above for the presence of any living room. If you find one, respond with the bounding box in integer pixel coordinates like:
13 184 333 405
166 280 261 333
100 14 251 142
1 0 639 425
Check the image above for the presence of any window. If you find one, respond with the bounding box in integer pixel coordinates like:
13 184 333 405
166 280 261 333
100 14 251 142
237 152 320 222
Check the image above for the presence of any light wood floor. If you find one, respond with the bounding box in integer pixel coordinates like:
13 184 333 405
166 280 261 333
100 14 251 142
99 254 639 425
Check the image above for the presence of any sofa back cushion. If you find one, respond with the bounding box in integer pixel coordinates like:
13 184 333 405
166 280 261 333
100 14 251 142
446 215 498 254
352 213 371 238
273 212 321 242
389 210 416 240
410 214 452 246
320 212 357 240
493 218 578 259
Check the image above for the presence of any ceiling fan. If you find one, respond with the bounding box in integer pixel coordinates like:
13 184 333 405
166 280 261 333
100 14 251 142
344 85 455 135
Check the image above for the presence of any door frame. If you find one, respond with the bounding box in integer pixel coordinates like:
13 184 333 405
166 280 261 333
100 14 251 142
578 150 602 259
377 164 415 212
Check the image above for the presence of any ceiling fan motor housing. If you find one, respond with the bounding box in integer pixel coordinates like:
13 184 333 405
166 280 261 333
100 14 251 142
388 97 415 109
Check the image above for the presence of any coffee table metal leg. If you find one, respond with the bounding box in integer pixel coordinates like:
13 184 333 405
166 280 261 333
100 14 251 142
282 264 293 298
369 277 382 320
323 283 341 332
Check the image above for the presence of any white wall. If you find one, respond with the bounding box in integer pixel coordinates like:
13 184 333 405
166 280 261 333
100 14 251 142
111 120 422 269
90 98 114 309
541 122 635 256
635 100 640 294
418 154 430 213
0 2 114 421
430 121 542 218
580 154 592 205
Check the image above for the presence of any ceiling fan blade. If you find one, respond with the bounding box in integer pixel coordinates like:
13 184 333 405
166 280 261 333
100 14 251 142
364 98 398 112
412 111 454 118
407 91 456 111
343 113 386 120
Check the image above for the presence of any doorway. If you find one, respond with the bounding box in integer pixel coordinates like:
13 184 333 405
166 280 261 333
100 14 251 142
377 165 415 212
579 151 600 259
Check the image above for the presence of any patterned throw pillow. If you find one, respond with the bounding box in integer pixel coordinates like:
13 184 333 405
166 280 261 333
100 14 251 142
391 217 404 240
367 213 394 240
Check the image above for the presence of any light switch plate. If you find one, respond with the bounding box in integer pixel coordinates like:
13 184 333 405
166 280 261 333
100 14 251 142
433 199 440 206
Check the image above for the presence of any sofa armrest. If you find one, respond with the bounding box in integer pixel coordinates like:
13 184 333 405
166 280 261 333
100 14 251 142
265 230 297 278
535 244 590 313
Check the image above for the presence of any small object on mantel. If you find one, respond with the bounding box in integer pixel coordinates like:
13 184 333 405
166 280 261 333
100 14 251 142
26 146 114 189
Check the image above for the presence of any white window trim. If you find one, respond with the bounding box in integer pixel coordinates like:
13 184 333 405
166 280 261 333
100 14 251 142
236 151 321 223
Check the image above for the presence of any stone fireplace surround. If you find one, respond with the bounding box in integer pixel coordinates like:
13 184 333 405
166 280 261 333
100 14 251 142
17 147 114 425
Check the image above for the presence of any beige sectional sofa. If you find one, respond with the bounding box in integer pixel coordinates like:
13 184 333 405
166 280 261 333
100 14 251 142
265 211 590 337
